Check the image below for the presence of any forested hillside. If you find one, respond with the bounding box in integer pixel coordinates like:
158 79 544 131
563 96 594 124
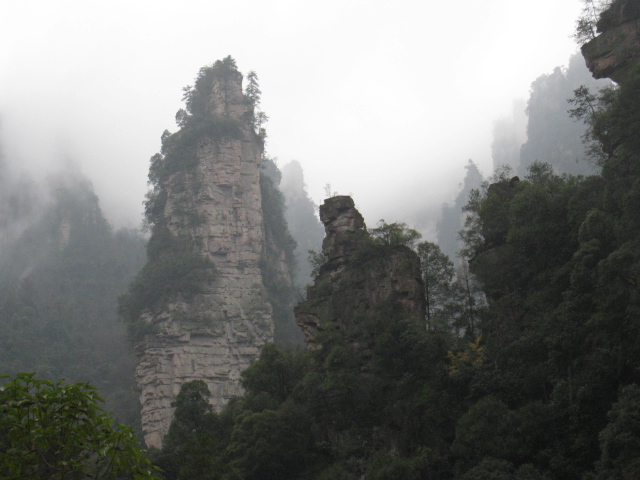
0 168 146 427
438 53 610 263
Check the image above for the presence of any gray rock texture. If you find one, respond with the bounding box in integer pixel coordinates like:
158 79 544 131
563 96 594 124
136 68 277 448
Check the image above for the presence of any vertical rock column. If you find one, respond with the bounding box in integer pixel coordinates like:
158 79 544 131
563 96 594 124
135 68 274 448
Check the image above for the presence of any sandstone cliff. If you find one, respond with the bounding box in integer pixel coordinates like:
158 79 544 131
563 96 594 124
295 196 425 350
582 0 640 83
127 58 293 448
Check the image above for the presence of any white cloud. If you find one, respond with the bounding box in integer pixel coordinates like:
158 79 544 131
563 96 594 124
0 0 583 229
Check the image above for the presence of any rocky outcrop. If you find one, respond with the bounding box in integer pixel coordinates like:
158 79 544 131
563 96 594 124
582 0 640 83
135 63 280 448
295 196 425 349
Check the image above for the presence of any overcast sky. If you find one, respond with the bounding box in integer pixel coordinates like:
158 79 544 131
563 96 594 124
0 0 584 235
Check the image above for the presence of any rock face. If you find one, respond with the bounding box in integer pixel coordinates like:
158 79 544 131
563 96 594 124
136 65 278 448
582 0 640 83
295 196 425 349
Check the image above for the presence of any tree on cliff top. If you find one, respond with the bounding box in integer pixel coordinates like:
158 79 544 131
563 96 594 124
371 220 422 249
245 70 268 139
573 0 613 44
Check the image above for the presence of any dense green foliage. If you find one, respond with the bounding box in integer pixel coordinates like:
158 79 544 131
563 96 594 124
0 373 159 480
156 305 457 479
452 61 640 478
152 381 235 480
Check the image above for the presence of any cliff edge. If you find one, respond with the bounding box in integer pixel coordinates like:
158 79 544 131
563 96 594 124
582 0 640 83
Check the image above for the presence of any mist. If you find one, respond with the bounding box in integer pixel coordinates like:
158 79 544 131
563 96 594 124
0 0 587 235
4 2 637 474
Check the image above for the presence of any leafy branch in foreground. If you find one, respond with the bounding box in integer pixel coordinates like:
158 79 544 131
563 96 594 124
0 373 160 480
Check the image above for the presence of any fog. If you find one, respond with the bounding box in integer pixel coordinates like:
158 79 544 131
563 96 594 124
1 0 584 235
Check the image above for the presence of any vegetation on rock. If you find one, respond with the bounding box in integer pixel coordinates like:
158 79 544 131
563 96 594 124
155 304 455 479
118 224 217 340
120 59 257 337
145 57 244 222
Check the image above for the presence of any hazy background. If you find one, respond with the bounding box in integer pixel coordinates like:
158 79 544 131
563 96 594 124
0 0 584 235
